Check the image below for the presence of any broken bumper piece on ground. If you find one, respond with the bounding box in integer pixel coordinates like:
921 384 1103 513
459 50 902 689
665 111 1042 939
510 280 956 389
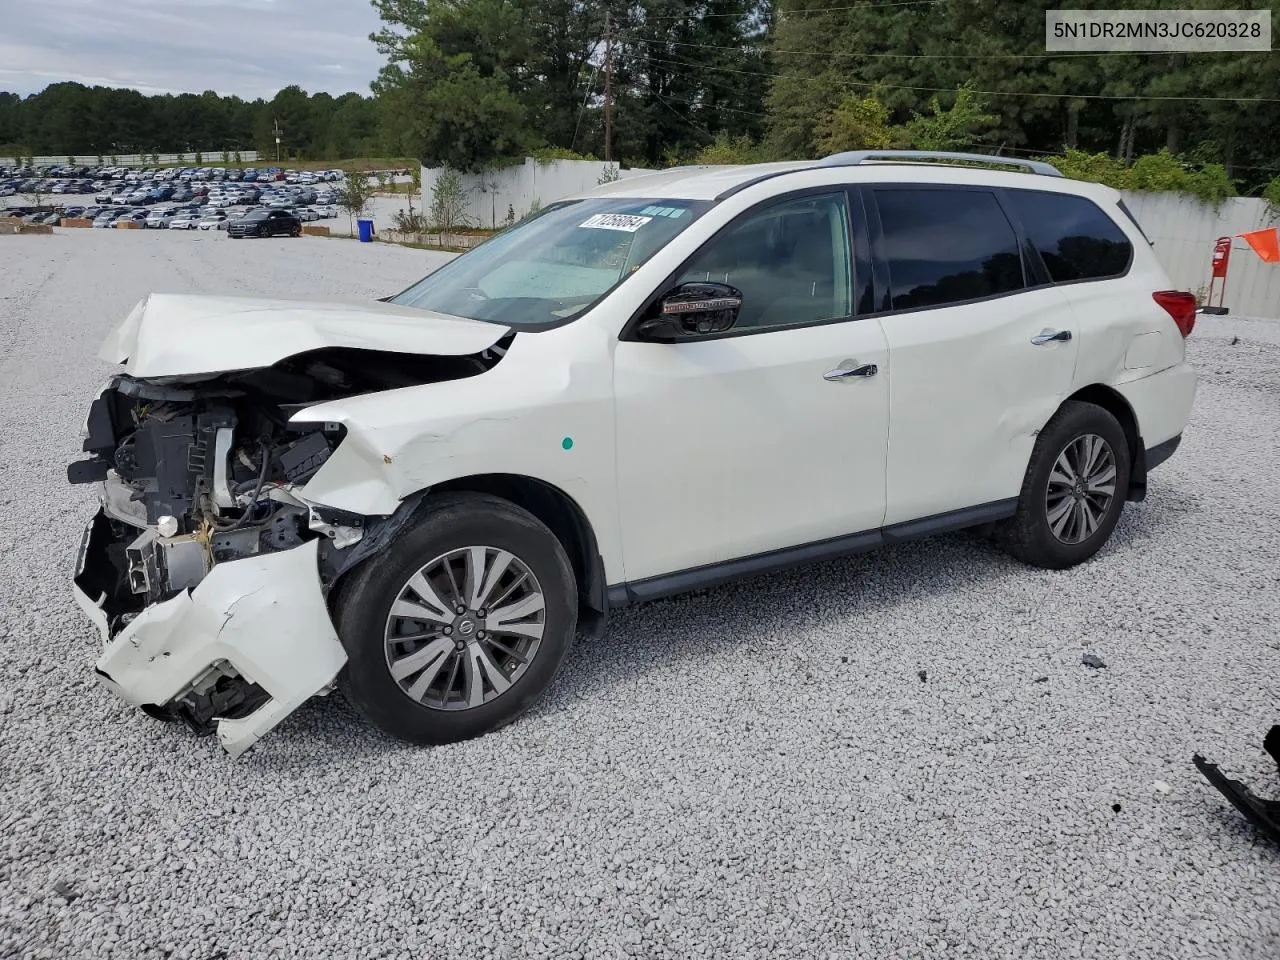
74 509 348 757
1193 726 1280 844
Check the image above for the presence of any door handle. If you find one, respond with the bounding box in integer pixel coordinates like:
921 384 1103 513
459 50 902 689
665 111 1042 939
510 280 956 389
1031 330 1073 345
824 362 878 381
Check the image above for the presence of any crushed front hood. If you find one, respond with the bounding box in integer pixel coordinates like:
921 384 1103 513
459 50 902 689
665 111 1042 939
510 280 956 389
101 293 509 377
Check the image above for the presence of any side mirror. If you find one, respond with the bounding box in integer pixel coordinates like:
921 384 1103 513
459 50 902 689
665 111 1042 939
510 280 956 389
637 281 743 341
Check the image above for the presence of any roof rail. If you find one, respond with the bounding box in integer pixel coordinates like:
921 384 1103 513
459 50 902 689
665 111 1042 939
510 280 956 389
814 150 1063 178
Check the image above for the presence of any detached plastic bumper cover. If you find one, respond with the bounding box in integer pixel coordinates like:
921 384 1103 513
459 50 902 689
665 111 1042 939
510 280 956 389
1194 725 1280 844
74 511 348 757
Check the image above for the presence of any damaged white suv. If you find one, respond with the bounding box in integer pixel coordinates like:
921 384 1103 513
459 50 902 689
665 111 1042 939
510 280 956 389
69 151 1198 756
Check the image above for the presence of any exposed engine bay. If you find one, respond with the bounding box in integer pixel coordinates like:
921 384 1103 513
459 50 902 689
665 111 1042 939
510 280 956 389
68 344 507 736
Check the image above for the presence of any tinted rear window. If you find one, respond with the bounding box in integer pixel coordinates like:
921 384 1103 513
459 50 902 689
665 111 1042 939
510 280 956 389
1004 190 1133 282
875 188 1025 310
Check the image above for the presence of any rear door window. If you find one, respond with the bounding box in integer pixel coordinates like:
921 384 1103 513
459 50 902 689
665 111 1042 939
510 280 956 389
1003 190 1133 282
874 188 1025 311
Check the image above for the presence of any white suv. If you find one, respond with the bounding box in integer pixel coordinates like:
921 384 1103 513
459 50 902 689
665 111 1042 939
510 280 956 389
68 151 1197 756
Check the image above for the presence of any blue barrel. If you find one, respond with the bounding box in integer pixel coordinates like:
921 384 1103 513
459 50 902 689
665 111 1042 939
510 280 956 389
356 218 374 242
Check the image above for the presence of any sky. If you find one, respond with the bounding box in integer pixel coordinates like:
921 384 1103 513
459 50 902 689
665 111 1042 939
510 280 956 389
0 0 386 100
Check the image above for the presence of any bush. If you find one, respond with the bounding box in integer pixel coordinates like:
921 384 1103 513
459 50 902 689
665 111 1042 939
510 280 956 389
597 163 621 185
428 168 471 230
392 209 431 233
692 133 761 166
1045 147 1236 205
520 198 543 222
1262 176 1280 222
531 146 594 164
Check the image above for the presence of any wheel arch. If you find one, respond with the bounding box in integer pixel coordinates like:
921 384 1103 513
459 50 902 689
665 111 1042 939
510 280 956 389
1059 384 1146 501
428 473 610 628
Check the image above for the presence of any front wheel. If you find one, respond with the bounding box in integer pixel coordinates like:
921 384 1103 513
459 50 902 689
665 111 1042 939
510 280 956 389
999 401 1131 570
335 493 577 745
289 225 300 237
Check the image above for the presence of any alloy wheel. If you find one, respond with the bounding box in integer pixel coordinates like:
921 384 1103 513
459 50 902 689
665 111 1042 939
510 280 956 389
1045 433 1117 544
383 546 546 711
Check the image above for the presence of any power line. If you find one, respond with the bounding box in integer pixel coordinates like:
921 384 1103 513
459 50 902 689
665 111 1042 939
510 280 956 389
634 0 944 20
635 52 1280 104
628 35 1266 61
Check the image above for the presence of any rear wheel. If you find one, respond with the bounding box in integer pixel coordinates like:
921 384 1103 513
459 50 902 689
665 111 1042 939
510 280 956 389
999 401 1131 569
289 224 300 237
336 493 577 745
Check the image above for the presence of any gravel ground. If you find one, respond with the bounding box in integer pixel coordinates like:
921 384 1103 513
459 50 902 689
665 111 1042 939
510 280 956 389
1 229 1278 960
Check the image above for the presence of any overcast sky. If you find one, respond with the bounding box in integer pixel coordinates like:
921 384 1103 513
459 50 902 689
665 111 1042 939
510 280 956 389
0 0 386 100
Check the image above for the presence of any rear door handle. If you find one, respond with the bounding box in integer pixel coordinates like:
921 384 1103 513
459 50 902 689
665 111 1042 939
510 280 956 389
824 362 878 381
1031 330 1073 345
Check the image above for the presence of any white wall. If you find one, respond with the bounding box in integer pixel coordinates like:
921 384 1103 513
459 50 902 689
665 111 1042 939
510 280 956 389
421 158 654 229
0 152 261 166
1119 191 1278 318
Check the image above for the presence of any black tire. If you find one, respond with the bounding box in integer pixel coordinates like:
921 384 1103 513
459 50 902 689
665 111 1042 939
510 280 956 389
335 492 577 745
999 401 1131 570
256 225 266 238
289 224 300 237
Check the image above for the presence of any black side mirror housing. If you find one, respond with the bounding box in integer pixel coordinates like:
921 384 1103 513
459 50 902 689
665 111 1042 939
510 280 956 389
637 281 743 341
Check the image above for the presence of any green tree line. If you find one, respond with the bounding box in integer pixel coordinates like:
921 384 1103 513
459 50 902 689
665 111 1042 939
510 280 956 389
0 84 380 160
4 0 1278 198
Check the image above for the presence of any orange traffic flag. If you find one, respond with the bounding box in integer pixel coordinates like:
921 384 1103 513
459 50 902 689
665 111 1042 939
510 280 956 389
1238 227 1280 263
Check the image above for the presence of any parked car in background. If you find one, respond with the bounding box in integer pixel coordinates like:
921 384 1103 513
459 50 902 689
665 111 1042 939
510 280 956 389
92 210 122 228
113 210 149 227
145 208 179 229
227 208 302 238
197 211 229 230
168 212 203 230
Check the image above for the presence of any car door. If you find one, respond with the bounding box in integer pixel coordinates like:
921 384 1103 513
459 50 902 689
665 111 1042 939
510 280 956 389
613 190 890 584
866 184 1080 526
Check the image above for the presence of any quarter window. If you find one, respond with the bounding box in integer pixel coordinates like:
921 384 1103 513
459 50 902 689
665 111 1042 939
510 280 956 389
1004 190 1133 282
875 189 1025 310
676 193 853 330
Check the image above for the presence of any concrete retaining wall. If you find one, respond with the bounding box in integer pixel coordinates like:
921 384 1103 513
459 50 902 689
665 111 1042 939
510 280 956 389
420 158 656 229
1118 191 1279 318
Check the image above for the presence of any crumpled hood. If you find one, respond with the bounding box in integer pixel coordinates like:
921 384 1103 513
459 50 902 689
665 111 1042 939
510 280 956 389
101 293 509 378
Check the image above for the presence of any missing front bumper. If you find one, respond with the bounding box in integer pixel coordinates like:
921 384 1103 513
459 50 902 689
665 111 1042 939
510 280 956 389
74 508 348 757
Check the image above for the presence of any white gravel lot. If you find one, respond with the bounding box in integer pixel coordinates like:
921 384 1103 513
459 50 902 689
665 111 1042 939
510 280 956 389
1 228 1278 960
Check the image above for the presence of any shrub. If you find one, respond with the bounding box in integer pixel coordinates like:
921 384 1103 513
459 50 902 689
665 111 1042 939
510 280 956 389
392 209 431 233
1262 176 1280 222
1045 147 1236 206
428 168 471 231
597 163 621 184
692 133 760 166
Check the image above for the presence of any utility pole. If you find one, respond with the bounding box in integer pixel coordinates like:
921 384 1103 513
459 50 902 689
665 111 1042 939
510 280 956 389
603 12 614 162
272 117 283 164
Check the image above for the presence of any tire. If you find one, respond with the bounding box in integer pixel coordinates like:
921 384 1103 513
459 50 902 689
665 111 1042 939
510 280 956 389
335 492 577 745
256 226 266 238
999 400 1131 570
290 225 300 237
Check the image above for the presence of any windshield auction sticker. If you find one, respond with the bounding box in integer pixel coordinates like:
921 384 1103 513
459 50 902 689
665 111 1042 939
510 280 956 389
1046 9 1270 52
579 213 653 232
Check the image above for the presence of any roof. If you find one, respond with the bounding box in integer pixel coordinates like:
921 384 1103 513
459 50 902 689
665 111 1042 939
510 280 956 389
577 153 1111 204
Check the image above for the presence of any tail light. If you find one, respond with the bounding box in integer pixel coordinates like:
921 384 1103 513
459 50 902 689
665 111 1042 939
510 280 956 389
1153 290 1197 338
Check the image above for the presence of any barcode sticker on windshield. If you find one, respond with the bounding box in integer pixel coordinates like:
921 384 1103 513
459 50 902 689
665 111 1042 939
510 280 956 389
579 213 652 232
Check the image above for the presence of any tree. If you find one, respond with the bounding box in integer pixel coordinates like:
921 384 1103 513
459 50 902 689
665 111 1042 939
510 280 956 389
905 85 998 151
428 168 470 230
814 95 899 155
337 173 375 233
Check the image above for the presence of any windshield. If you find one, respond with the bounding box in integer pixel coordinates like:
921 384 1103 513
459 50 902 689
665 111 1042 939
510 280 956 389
389 197 711 326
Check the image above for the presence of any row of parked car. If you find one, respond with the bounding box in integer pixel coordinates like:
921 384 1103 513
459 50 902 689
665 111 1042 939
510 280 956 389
0 163 348 200
5 203 310 237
